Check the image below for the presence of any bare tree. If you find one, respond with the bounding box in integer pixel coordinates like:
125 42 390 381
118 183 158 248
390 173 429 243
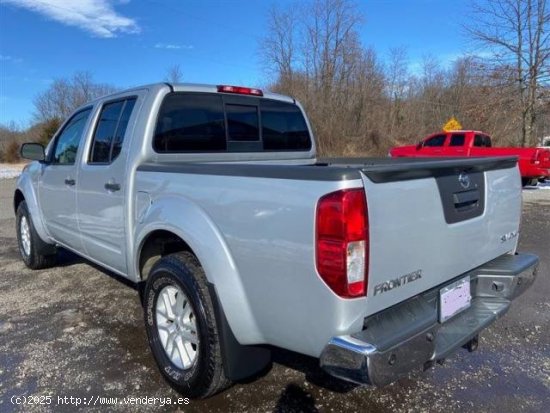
259 0 550 156
262 0 363 154
466 0 550 146
165 64 183 83
385 47 410 137
260 5 297 89
34 71 116 122
301 0 362 89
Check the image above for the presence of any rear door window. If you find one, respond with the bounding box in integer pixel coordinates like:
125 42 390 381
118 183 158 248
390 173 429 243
449 134 465 146
424 134 446 147
89 97 137 163
111 99 136 160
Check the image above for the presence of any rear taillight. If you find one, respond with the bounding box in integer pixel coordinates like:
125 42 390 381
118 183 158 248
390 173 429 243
316 189 368 298
217 85 263 96
531 150 541 164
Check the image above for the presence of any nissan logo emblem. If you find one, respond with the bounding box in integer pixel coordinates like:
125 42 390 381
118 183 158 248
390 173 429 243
458 172 471 189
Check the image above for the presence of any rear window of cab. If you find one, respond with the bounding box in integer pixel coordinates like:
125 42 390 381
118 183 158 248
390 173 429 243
153 92 312 153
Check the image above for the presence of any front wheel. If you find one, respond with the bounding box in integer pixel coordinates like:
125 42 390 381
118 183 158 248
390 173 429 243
16 201 57 269
143 252 231 398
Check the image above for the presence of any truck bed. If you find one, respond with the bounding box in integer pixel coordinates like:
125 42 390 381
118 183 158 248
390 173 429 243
318 156 518 182
136 155 522 356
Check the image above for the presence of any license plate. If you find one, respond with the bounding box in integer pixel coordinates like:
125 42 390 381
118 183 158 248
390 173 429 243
439 276 471 323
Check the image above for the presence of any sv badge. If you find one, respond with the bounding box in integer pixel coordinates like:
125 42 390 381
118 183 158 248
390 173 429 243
500 231 519 243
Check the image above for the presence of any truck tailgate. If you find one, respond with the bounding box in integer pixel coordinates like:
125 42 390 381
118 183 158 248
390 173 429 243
326 157 521 315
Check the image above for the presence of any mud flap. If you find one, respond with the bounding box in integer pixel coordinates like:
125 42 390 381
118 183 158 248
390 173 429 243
207 283 271 381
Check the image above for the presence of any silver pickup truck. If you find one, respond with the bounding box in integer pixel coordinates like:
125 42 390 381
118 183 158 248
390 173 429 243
15 83 539 398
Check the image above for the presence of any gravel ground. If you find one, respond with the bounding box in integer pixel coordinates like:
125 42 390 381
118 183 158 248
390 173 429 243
0 178 548 413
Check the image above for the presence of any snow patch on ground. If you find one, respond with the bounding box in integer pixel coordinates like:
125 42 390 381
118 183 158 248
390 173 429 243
525 180 550 190
0 164 24 180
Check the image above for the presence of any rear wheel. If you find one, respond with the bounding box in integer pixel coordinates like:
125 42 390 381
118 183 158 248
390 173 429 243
16 201 57 269
143 252 231 398
522 178 538 187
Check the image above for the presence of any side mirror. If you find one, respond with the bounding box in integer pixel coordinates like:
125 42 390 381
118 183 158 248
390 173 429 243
416 142 423 150
20 143 46 161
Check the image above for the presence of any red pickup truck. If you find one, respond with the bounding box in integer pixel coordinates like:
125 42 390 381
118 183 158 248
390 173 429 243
390 130 550 186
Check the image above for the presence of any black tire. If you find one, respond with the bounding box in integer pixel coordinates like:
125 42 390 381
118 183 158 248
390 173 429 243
522 178 538 187
16 201 57 269
143 252 231 398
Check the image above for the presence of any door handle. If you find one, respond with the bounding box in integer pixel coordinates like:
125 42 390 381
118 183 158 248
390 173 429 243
104 182 121 192
64 178 75 186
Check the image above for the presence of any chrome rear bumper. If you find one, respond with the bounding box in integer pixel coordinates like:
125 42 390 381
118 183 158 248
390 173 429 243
319 253 539 386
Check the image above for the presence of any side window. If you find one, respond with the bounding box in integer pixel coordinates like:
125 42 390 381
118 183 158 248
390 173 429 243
449 134 465 146
89 97 137 164
111 99 136 160
90 101 124 163
483 135 492 147
154 94 226 152
424 135 446 147
52 108 92 165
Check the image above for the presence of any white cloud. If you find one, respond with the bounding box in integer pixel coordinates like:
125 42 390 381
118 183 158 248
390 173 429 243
2 0 139 38
154 43 193 50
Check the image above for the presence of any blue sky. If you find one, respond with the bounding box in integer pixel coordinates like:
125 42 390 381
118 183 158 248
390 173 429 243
0 0 473 126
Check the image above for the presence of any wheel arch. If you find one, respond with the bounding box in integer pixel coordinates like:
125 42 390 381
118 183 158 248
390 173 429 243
14 185 57 260
137 229 195 282
134 195 264 346
136 224 271 380
14 175 52 246
13 189 25 214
